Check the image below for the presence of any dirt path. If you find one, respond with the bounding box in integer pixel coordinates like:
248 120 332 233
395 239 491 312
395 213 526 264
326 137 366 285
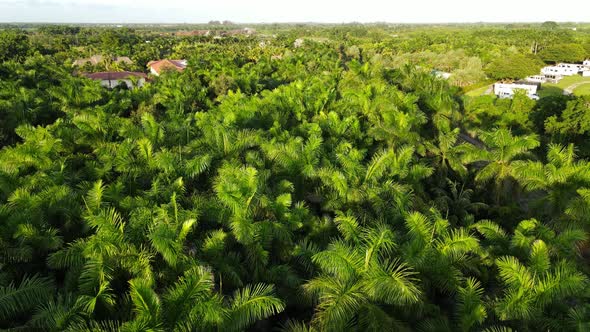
563 81 590 95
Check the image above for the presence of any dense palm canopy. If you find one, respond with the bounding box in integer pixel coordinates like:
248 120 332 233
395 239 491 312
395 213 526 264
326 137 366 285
1 23 590 331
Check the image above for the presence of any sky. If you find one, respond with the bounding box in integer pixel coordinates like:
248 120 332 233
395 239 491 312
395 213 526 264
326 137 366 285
0 0 589 23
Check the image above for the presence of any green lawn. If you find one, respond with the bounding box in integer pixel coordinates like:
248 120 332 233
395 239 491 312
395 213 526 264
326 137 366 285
537 86 564 98
550 75 590 89
574 83 590 96
464 84 492 97
539 75 590 97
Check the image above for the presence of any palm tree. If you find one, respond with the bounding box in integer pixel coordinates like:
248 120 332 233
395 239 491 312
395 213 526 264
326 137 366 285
401 210 481 295
425 128 467 179
305 230 422 331
459 128 540 204
4 27 590 332
122 267 284 331
494 251 587 322
48 77 103 113
432 179 487 225
471 218 589 328
514 144 590 216
310 144 432 219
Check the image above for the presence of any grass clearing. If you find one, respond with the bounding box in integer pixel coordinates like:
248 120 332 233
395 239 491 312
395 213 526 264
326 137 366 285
465 85 492 97
537 75 590 97
551 75 590 89
574 83 590 96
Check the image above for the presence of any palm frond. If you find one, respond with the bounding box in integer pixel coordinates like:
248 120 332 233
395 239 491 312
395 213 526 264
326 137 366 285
128 278 161 323
363 259 422 305
162 266 214 327
529 240 550 276
311 241 364 280
84 179 104 213
225 283 285 332
334 211 361 243
279 319 316 332
456 278 486 332
0 275 54 321
496 256 534 290
305 276 365 331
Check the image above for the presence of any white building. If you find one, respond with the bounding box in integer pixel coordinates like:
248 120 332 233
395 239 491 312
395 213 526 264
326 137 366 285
432 70 452 79
294 38 304 48
562 63 585 71
494 83 539 100
541 63 581 77
525 75 547 83
584 60 590 68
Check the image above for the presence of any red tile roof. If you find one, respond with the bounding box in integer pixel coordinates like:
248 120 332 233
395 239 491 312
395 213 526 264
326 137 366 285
147 59 187 75
83 71 147 80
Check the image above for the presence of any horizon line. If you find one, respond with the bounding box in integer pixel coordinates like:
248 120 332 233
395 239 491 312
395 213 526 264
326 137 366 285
1 21 589 25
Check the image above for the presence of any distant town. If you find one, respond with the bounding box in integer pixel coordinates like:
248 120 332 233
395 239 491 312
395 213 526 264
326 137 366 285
492 60 590 100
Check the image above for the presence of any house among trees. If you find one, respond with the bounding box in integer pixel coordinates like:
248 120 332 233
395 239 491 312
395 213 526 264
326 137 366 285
294 38 304 48
83 71 147 89
541 63 581 83
73 55 133 67
525 75 547 83
541 63 584 76
540 62 590 82
175 30 211 37
494 82 539 100
432 70 452 79
220 28 256 36
147 59 188 76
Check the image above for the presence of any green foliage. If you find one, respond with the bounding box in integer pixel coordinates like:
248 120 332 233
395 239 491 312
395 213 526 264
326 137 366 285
485 53 544 80
225 284 286 332
539 44 587 63
545 95 590 146
1 23 590 332
0 30 29 62
0 275 53 322
541 21 559 30
460 128 539 203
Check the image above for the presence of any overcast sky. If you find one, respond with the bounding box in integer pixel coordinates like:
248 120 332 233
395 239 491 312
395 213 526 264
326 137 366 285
0 0 589 23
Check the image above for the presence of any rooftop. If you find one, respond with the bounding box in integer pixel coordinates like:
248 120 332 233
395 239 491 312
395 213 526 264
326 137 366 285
83 71 147 80
147 59 188 75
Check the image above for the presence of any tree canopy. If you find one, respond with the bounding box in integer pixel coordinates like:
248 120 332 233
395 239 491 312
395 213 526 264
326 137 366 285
485 53 544 80
539 43 588 63
1 23 590 332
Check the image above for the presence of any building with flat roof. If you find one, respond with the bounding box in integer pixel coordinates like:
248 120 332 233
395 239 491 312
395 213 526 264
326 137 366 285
541 63 585 77
494 82 539 100
525 75 546 83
